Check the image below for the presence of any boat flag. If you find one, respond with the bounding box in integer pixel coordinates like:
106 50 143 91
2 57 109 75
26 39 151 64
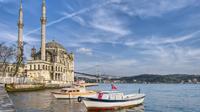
98 92 104 99
111 84 117 90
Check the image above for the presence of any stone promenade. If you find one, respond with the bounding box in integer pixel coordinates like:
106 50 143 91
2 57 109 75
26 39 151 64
0 84 15 112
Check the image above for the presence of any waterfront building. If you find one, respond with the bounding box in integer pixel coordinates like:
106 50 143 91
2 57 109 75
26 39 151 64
26 40 75 83
0 0 74 84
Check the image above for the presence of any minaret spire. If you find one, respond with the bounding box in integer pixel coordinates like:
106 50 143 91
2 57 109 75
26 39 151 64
41 0 46 61
17 0 24 60
20 0 22 9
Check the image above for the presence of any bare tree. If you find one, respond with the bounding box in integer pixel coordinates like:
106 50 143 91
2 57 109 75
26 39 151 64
0 43 15 76
13 42 27 77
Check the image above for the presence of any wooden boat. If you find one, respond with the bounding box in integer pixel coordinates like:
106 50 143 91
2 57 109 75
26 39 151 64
79 91 145 110
5 84 45 92
52 86 96 99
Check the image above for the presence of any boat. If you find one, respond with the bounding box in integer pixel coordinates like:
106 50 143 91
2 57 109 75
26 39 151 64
79 90 145 110
5 83 45 92
75 80 98 87
52 86 96 99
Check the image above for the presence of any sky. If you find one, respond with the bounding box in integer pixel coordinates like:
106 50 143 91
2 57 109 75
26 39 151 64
0 0 200 76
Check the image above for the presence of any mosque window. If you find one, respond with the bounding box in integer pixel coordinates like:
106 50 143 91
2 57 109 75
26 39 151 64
30 65 32 70
34 65 36 70
51 66 53 71
38 65 40 70
43 65 45 70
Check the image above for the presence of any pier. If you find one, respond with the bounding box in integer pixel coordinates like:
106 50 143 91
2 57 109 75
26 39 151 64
0 84 15 112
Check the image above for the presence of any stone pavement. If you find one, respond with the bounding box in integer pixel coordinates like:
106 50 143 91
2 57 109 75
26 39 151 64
0 84 15 112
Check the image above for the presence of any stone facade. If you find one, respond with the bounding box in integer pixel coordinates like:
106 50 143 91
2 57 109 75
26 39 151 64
26 41 74 83
0 63 24 77
0 0 74 84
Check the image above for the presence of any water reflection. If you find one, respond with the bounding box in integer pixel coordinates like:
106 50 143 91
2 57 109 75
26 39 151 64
9 89 144 112
87 105 144 112
50 99 86 112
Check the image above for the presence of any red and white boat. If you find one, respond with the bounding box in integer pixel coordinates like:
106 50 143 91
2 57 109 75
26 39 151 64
78 84 145 110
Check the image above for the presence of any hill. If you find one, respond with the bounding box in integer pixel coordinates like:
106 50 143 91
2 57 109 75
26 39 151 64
113 74 200 84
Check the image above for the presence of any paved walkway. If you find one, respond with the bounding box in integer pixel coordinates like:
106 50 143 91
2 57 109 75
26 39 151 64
0 84 15 112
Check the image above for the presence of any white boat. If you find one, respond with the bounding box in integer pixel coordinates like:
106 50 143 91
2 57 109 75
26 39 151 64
52 86 96 99
79 91 145 110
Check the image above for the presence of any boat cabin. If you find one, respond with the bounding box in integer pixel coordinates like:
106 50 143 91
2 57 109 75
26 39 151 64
61 88 79 93
61 86 86 93
97 91 124 100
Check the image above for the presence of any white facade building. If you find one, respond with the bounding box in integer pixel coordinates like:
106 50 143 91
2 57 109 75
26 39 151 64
25 0 74 84
0 0 75 84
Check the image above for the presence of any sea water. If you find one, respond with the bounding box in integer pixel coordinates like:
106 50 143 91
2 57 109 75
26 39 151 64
9 84 200 112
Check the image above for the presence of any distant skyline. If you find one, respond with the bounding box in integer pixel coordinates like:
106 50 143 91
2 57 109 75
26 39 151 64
0 0 200 75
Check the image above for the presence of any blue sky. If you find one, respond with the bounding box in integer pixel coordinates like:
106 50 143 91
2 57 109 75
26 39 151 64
0 0 200 76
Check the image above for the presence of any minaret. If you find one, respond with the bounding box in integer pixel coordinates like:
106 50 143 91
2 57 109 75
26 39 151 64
17 0 24 59
41 0 47 61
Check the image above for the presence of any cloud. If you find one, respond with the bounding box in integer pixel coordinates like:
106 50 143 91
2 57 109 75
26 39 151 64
62 12 86 26
116 0 199 18
90 8 130 36
76 58 137 75
145 31 200 45
111 59 137 66
124 30 200 47
124 41 137 47
76 47 93 56
72 16 86 26
0 31 39 43
25 0 117 36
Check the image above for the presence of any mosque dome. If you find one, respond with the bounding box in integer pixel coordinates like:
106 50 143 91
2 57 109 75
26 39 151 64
46 40 66 50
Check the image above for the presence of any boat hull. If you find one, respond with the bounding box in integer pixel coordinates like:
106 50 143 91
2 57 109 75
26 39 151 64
53 92 96 99
5 84 45 92
82 95 145 110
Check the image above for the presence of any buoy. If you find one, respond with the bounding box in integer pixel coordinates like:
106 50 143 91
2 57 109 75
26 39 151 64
78 97 82 102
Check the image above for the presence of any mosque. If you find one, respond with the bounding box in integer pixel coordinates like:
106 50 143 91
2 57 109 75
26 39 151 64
13 0 74 84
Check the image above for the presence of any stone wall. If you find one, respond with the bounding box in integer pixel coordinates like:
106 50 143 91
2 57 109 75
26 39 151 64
0 84 15 112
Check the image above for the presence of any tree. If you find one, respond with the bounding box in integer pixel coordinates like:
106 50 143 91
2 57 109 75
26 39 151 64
0 43 15 76
13 42 27 77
